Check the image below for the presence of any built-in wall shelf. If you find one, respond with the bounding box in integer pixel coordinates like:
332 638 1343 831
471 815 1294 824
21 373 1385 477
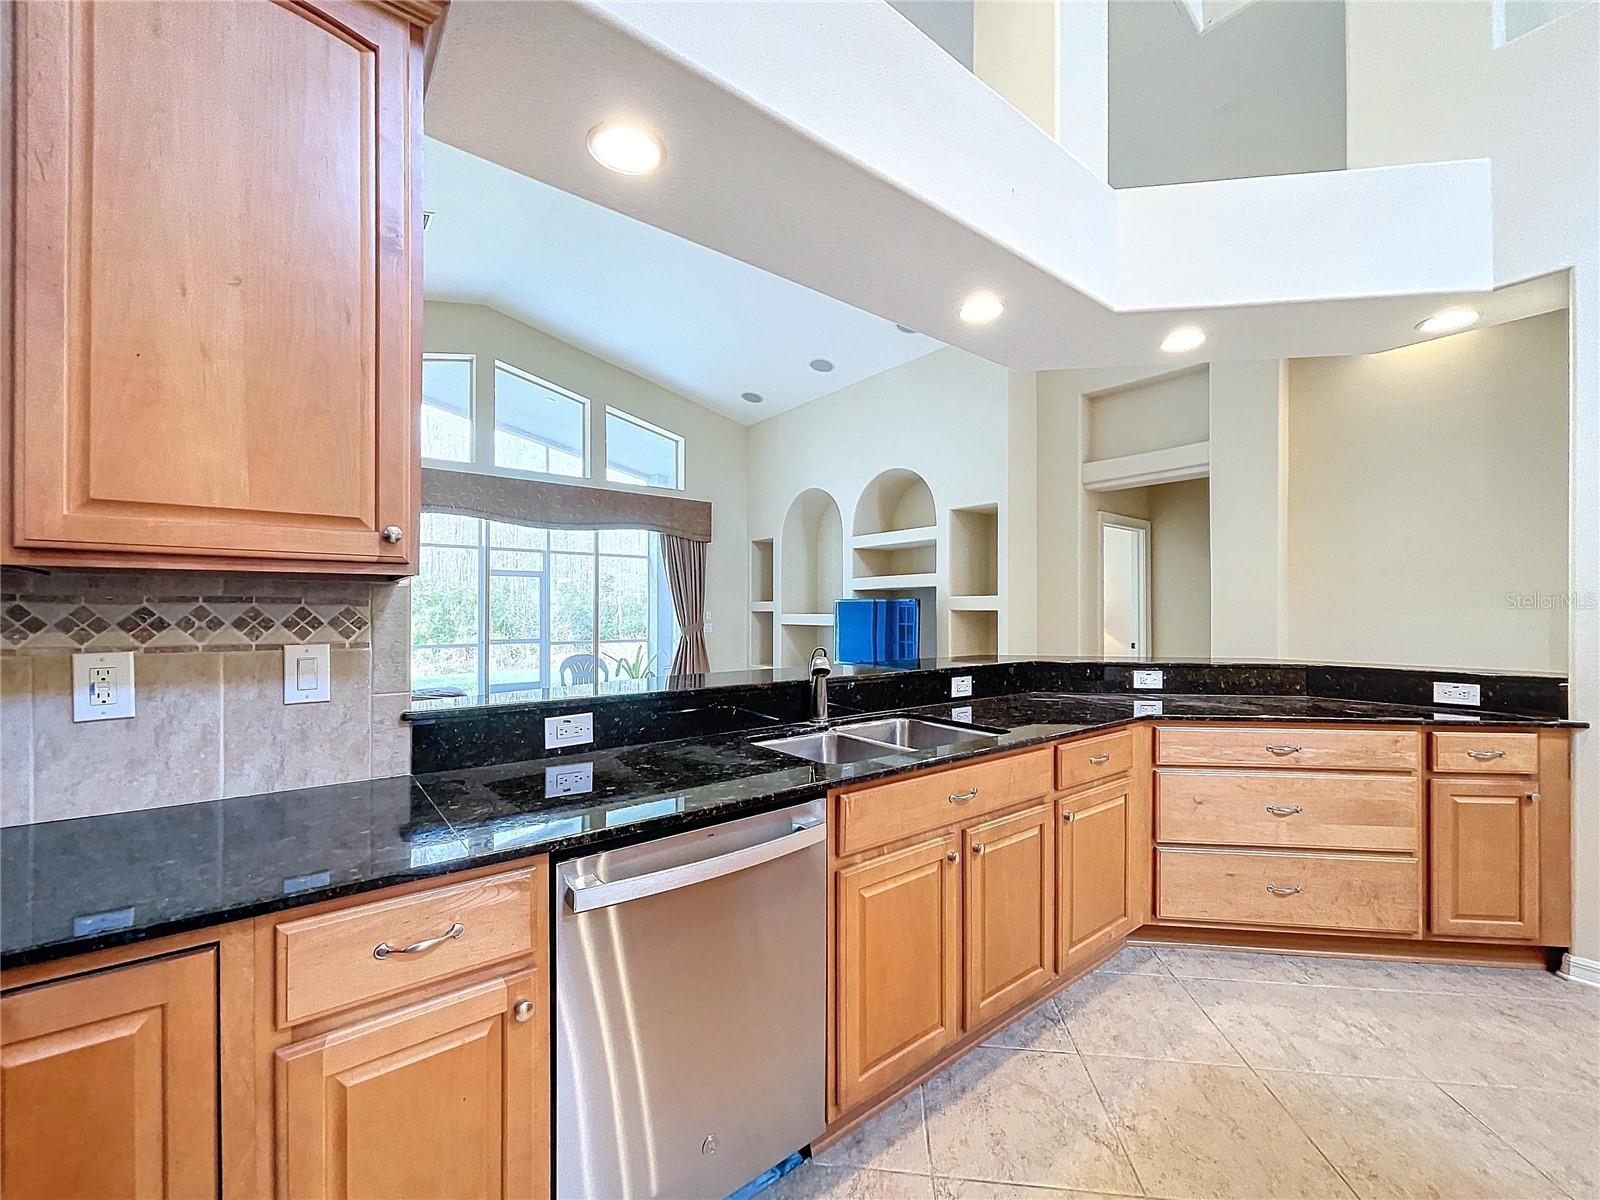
750 610 774 668
851 525 938 552
949 608 999 658
947 594 1001 611
750 538 775 605
851 573 938 592
780 612 835 626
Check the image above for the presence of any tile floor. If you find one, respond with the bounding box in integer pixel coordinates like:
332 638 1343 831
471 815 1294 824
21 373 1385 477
766 946 1600 1200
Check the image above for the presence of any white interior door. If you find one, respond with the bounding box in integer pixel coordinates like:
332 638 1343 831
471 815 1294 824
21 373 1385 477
1101 516 1151 657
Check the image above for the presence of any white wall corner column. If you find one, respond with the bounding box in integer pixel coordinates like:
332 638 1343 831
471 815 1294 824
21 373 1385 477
1004 371 1041 654
1057 0 1109 178
1567 265 1599 967
1207 359 1289 657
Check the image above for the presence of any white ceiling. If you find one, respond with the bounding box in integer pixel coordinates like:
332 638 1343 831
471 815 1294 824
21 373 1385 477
422 137 941 425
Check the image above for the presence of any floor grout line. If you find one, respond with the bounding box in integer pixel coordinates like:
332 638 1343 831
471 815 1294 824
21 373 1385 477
1434 1082 1587 1200
1247 1063 1364 1200
1075 1048 1150 1199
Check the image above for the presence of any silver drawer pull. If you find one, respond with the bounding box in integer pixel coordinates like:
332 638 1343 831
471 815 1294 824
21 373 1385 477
1265 804 1303 816
373 921 464 960
1466 748 1507 760
948 787 980 804
1088 753 1111 765
1265 884 1304 896
1265 744 1302 756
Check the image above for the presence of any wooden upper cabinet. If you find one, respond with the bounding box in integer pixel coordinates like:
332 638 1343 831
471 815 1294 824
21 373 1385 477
6 0 423 573
964 803 1055 1028
1 949 219 1200
1430 779 1541 939
835 835 961 1114
1058 778 1133 973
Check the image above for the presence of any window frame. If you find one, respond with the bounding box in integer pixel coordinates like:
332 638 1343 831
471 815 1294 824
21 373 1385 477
420 352 477 467
604 406 685 492
492 359 591 482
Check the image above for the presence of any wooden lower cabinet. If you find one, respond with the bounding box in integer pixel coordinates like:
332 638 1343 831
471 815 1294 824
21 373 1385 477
1058 778 1133 974
0 950 219 1199
276 969 547 1200
964 804 1055 1028
1430 779 1541 939
835 835 962 1113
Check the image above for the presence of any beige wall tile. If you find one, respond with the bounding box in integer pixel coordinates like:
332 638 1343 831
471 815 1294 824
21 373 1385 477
370 581 411 695
370 691 412 778
2 657 35 825
32 651 223 821
222 649 372 797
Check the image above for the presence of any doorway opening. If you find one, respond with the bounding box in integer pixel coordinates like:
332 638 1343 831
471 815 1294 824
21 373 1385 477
1099 513 1151 656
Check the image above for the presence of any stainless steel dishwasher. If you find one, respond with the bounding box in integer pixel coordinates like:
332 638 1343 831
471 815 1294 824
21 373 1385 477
555 798 826 1200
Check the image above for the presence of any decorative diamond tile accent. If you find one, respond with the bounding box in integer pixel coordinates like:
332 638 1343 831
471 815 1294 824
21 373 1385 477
230 605 275 642
280 606 326 641
52 605 110 644
0 588 369 651
329 606 369 639
115 605 173 644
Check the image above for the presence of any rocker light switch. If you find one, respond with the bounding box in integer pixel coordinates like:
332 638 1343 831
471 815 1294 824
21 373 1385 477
283 644 331 704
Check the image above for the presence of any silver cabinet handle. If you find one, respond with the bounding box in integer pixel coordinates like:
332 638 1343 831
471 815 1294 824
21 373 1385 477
946 849 959 863
1527 791 1541 803
1265 744 1302 756
1265 805 1303 816
565 823 824 912
972 843 986 856
1088 754 1111 765
948 787 980 804
382 525 404 543
1466 748 1506 760
513 1000 534 1023
373 921 463 959
1063 810 1075 823
1265 884 1304 896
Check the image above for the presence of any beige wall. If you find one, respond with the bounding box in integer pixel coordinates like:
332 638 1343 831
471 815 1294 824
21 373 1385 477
424 302 750 671
1149 478 1211 658
972 0 1058 137
1286 312 1569 672
1086 367 1209 461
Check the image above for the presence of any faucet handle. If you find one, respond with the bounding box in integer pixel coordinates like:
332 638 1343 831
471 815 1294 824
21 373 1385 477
810 648 832 674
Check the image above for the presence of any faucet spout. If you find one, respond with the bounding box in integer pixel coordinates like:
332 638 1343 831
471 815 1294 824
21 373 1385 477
809 648 832 721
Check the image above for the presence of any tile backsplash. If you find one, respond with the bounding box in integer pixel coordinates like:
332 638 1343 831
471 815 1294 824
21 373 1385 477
0 569 412 826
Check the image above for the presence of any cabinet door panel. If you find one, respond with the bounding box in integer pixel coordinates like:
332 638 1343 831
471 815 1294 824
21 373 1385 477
277 971 544 1200
1059 780 1131 973
1430 780 1540 939
1 950 218 1199
964 804 1055 1028
11 0 416 566
836 836 961 1113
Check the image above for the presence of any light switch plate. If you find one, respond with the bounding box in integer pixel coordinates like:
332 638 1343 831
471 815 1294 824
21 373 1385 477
951 675 973 698
283 644 331 705
545 712 595 749
72 651 135 722
545 761 594 797
1132 669 1164 690
1433 681 1481 706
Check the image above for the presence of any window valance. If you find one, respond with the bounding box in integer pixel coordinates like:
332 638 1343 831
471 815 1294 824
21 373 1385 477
421 467 711 542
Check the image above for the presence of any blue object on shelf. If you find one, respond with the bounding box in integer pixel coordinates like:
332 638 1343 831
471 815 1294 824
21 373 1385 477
836 598 920 665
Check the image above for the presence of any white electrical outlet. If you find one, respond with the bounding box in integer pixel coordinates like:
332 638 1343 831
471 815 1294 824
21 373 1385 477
1133 699 1164 717
950 705 974 723
1132 669 1164 690
283 644 331 705
1433 681 1481 706
545 712 595 749
545 761 594 797
951 675 973 698
72 652 135 722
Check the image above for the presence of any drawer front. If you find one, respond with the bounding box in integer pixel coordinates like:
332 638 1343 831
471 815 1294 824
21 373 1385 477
1156 771 1419 852
839 750 1053 857
1156 848 1419 934
1431 731 1539 775
1056 729 1134 791
276 868 539 1026
1156 726 1418 772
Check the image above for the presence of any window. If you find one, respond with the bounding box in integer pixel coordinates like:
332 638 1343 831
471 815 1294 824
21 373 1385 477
421 355 474 463
605 408 683 489
494 362 586 478
411 512 673 697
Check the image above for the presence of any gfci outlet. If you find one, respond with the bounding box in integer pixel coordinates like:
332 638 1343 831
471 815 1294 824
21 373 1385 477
950 675 973 698
72 651 136 722
1132 669 1164 690
545 712 595 749
1433 681 1481 706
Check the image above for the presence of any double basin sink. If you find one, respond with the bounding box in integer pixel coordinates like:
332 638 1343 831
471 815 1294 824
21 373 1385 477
755 716 1004 765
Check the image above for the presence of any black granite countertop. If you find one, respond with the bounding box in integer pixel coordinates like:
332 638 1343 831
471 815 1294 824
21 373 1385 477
2 692 1580 969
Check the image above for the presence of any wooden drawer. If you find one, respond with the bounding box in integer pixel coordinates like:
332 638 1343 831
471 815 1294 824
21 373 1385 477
838 750 1053 857
1156 726 1418 772
1156 770 1419 852
1156 848 1419 934
1431 731 1538 775
1056 729 1134 792
275 867 541 1026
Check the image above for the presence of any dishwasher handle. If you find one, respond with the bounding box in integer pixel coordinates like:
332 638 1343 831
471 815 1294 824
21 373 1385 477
564 821 826 912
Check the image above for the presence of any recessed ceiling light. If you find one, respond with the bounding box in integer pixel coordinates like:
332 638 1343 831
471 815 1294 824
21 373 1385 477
741 391 764 405
1415 306 1480 335
1160 324 1207 354
959 291 1005 325
809 358 834 373
586 121 664 176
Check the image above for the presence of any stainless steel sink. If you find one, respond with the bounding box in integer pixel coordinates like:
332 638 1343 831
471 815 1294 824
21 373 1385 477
752 730 909 765
835 717 1003 751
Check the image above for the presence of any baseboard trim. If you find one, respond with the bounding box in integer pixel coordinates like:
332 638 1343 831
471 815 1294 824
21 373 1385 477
1559 953 1600 988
